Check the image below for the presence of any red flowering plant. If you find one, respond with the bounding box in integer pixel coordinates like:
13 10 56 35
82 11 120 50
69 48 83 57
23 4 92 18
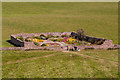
62 37 69 42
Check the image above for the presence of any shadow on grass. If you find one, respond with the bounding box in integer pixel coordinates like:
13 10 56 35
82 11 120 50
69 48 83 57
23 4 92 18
6 40 20 47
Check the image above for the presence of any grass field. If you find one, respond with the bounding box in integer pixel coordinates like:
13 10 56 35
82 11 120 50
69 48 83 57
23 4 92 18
2 2 118 78
2 50 118 78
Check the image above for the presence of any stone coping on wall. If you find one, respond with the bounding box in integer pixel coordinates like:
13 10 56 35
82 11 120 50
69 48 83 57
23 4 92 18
11 32 71 38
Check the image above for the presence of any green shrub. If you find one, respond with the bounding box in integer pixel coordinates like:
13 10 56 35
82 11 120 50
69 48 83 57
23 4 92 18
34 42 39 46
84 42 87 45
41 44 46 47
61 35 67 37
25 37 32 42
50 39 57 42
16 36 24 41
40 34 46 37
76 43 81 46
55 36 59 38
72 36 76 39
46 36 49 40
57 38 63 42
33 36 41 39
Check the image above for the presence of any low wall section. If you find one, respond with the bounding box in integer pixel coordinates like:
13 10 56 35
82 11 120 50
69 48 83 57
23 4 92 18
12 32 71 38
9 32 115 50
11 35 24 47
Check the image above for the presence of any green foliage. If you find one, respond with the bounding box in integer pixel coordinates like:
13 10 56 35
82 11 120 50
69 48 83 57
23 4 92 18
41 44 46 47
25 37 32 42
16 36 24 41
50 39 57 42
33 36 41 39
72 36 76 39
61 35 67 37
34 42 39 46
55 36 59 38
40 34 46 37
57 38 63 42
84 42 87 45
76 43 81 46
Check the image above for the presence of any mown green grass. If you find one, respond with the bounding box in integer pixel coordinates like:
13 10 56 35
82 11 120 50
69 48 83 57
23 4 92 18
2 2 118 47
2 50 118 78
79 50 118 62
2 50 58 63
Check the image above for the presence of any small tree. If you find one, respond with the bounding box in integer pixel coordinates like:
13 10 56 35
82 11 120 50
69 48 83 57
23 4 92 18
76 29 86 41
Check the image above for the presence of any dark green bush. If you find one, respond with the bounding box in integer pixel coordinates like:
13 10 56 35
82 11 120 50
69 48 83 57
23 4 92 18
25 37 32 42
41 44 46 47
34 42 39 46
40 34 46 37
55 36 59 38
61 35 67 37
72 36 76 39
16 36 24 41
50 39 57 42
84 42 87 45
33 36 41 39
46 37 49 40
57 38 63 42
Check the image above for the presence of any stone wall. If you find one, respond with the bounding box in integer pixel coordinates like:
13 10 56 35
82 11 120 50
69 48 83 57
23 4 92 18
12 32 71 38
71 32 106 45
85 36 106 44
24 42 37 49
11 35 24 47
0 47 24 50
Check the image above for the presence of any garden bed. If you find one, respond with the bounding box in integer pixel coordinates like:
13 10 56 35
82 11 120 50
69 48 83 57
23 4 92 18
8 31 119 51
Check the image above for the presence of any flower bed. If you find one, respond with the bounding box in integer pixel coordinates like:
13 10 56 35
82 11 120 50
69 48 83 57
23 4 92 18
22 33 94 47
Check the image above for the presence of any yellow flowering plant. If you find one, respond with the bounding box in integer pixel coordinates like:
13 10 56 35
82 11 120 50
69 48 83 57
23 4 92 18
39 39 44 42
33 38 44 42
67 37 76 43
46 44 49 47
33 39 39 42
